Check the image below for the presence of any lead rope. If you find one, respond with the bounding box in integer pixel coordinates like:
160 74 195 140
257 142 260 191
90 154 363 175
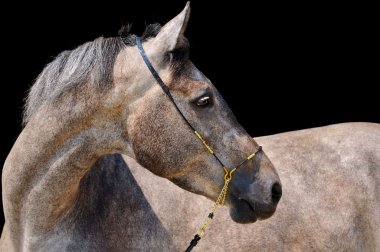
133 36 261 252
185 131 259 252
184 166 234 252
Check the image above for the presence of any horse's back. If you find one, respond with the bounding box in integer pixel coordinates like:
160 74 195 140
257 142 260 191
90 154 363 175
254 122 380 251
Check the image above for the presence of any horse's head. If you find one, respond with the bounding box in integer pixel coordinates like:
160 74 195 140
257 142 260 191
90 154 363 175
115 3 281 223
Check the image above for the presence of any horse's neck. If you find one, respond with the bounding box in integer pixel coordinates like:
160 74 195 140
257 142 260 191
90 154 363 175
63 154 172 251
2 105 126 247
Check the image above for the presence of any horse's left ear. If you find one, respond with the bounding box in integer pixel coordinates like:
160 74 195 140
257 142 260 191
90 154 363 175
152 2 190 52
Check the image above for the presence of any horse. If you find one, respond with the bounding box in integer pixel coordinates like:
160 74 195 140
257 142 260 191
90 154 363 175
127 122 380 251
1 3 282 251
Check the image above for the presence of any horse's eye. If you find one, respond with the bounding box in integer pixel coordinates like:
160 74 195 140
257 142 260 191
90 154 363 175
196 96 211 107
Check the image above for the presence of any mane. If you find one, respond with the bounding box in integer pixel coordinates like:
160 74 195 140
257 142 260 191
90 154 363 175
23 23 190 126
22 24 162 126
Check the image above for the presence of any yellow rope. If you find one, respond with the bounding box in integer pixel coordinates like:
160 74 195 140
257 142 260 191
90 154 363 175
247 152 256 160
196 167 236 238
191 130 255 239
194 131 214 154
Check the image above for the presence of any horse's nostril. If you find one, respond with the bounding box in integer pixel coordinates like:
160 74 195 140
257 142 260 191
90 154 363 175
271 183 282 204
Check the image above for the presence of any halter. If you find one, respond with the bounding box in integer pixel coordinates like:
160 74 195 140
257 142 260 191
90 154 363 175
135 37 262 251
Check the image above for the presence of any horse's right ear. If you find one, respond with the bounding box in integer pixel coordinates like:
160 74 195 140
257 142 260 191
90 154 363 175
151 2 190 53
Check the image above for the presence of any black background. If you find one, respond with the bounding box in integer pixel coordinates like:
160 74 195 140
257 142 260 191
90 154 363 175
0 1 378 229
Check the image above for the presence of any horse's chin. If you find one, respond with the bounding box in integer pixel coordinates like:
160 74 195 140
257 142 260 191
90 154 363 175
228 193 258 224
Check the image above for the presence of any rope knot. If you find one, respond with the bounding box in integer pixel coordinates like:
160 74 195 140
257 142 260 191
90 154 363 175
223 167 236 181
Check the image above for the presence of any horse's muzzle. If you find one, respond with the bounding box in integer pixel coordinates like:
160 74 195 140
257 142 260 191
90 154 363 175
228 172 282 223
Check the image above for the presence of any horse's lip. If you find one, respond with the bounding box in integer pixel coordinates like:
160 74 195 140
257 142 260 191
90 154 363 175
229 192 256 214
228 190 254 211
239 198 255 212
228 193 258 223
235 195 277 220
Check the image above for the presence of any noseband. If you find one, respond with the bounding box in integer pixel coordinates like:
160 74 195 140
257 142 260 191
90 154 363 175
135 37 262 251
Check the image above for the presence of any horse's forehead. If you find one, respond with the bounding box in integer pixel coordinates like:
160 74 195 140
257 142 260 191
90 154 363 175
173 63 211 95
185 63 207 81
174 79 208 97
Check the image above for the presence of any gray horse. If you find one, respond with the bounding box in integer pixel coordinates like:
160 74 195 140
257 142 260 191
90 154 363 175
1 3 282 251
128 122 380 251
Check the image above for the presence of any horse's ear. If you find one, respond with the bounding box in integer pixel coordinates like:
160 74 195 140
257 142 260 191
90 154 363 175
152 2 190 52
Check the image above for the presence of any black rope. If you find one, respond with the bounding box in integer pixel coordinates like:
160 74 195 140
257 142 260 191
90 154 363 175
135 38 176 103
136 37 226 168
184 234 201 252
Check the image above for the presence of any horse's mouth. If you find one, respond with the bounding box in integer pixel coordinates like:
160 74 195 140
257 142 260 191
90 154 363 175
240 198 255 212
228 193 258 223
228 191 278 223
